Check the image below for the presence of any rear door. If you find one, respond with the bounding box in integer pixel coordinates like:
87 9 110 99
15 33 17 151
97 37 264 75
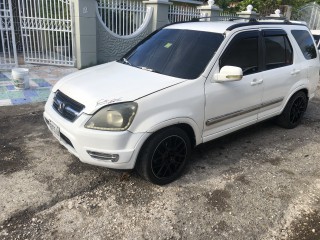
258 29 297 120
291 29 320 96
258 28 319 120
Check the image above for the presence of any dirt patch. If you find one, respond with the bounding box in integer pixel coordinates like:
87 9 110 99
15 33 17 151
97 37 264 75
212 220 230 234
0 139 28 175
0 209 57 240
0 111 49 175
113 177 157 207
279 169 295 176
264 157 283 166
288 210 320 240
235 174 251 185
204 189 231 213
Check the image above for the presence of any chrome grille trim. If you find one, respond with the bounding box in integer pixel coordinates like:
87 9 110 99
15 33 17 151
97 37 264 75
52 90 85 122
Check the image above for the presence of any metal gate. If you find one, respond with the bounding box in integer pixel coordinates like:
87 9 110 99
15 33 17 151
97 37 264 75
0 0 18 69
18 0 75 66
294 2 320 30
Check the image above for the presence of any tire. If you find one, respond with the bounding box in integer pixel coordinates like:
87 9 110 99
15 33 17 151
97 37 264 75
275 91 308 129
136 127 191 185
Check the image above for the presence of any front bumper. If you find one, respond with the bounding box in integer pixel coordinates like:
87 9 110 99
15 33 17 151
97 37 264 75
43 97 150 170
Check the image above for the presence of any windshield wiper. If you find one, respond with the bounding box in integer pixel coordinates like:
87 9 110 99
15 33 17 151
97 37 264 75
120 59 159 73
139 66 160 73
121 57 132 66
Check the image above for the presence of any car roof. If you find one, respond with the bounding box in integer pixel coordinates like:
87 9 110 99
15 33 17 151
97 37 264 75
165 21 236 34
164 19 307 34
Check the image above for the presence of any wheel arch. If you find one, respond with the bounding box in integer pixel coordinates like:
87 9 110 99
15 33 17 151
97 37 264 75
135 124 193 184
134 123 197 168
275 88 309 129
146 118 202 146
282 86 309 112
147 123 197 148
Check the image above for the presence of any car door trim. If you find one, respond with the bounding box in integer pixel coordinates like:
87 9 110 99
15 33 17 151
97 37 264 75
206 97 283 126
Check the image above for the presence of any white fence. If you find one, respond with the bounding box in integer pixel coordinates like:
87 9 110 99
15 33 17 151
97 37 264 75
168 5 201 23
0 0 18 69
218 12 238 21
97 0 148 36
18 0 74 66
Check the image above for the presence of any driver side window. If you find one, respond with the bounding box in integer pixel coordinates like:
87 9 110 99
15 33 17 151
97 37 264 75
220 31 259 76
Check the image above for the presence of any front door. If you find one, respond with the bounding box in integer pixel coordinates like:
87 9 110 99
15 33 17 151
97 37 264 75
203 30 263 142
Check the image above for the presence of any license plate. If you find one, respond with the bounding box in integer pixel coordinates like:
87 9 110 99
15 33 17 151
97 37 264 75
48 120 60 140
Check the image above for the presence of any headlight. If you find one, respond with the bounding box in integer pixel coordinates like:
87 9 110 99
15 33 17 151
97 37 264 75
85 102 138 131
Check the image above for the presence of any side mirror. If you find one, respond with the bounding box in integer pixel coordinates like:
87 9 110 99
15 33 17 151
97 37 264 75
213 66 243 82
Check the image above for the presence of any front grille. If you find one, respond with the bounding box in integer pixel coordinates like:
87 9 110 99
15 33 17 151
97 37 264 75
53 90 85 122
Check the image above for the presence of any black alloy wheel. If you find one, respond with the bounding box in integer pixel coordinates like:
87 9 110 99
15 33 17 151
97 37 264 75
136 127 191 185
289 96 307 125
276 91 308 129
151 135 187 179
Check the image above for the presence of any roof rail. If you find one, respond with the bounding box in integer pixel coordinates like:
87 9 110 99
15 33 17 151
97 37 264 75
188 16 306 31
191 16 291 23
190 16 258 22
226 20 306 31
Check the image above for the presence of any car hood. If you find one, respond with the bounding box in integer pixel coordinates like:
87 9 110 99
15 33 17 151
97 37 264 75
53 62 186 114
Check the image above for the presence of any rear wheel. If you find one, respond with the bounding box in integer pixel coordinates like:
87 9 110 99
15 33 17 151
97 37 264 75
276 91 308 129
136 127 191 185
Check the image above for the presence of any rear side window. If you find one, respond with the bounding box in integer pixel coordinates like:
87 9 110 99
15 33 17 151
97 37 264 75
291 30 317 60
220 31 259 76
264 35 293 70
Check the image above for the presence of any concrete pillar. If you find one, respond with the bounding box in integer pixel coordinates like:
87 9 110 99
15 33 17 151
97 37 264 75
197 0 222 21
237 5 259 19
71 0 97 69
143 0 172 31
267 9 285 20
283 5 292 20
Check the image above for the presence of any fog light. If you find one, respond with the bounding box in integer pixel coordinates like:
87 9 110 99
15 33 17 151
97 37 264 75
87 151 119 162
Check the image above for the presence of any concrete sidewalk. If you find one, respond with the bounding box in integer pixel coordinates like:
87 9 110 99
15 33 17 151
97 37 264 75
0 65 77 106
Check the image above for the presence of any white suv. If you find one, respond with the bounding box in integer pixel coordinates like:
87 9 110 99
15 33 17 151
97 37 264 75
44 19 320 185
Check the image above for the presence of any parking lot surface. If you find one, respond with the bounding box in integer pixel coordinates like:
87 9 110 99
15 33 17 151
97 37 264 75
0 86 320 240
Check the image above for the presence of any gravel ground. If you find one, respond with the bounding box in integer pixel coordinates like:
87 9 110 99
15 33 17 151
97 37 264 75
0 87 320 240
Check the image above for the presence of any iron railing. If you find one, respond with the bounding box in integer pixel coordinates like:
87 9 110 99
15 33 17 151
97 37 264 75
97 0 147 36
18 0 74 66
0 0 18 69
168 5 201 23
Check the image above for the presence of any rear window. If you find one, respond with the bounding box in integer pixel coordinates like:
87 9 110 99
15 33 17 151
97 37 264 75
264 35 293 70
122 29 224 79
291 30 317 60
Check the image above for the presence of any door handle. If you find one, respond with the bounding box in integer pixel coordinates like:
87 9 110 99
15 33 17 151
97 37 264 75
290 69 300 75
251 79 263 86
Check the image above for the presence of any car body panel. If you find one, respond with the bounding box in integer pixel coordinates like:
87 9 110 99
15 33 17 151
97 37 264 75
53 61 186 114
44 20 320 171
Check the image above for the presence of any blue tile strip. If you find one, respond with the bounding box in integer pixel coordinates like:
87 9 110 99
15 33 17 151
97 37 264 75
0 74 53 106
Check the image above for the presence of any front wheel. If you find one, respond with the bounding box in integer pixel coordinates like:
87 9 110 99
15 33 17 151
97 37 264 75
136 127 191 185
275 91 308 129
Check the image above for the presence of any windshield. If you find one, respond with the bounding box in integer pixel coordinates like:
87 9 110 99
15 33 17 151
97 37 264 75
120 29 224 79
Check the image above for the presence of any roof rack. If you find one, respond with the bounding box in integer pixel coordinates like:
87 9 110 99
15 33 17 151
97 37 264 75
226 20 306 31
191 16 289 22
188 16 306 30
190 16 257 22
